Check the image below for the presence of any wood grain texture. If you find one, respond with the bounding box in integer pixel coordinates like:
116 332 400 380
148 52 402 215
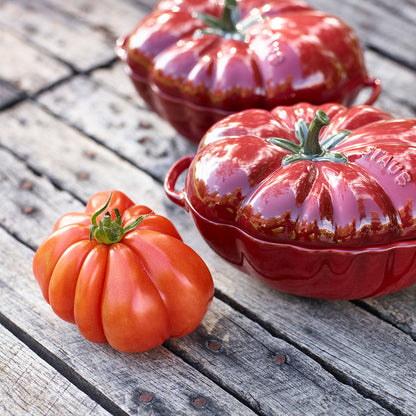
0 146 395 416
91 64 147 105
210 265 416 416
0 325 110 416
0 222 256 416
1 0 416 414
0 79 24 109
0 29 71 95
167 298 395 416
0 101 164 211
359 288 416 340
0 0 115 71
0 101 414 414
37 0 148 38
363 50 416 115
37 75 196 181
308 0 416 67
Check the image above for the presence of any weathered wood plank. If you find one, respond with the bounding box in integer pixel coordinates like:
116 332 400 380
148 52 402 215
0 101 165 215
0 125 257 416
1 101 415 414
209 264 416 416
0 79 24 109
308 0 416 67
167 298 395 416
38 0 148 39
0 147 395 416
130 0 157 10
0 28 71 95
364 50 416 116
37 75 196 181
359 287 416 340
0 0 115 71
365 0 416 25
0 223 256 415
0 325 110 416
91 63 146 105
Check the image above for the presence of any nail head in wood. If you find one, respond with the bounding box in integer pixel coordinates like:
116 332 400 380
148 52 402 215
273 354 287 364
193 397 207 408
206 339 222 352
139 392 153 403
22 205 36 215
76 171 90 180
139 121 152 129
83 150 96 159
20 179 34 190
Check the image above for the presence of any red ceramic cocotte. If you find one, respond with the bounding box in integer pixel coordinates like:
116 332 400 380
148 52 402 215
165 103 416 299
116 0 381 143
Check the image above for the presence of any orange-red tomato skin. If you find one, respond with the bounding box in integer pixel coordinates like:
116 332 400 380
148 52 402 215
32 190 214 352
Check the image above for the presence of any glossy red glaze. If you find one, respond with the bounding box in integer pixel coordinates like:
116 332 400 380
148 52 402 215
164 103 416 299
117 0 380 143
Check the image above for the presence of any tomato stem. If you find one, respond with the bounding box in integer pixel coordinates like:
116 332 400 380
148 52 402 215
221 0 238 33
268 110 351 165
89 193 151 244
195 0 252 40
304 110 330 156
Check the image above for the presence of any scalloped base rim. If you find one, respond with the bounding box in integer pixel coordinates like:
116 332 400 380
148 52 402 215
185 201 416 299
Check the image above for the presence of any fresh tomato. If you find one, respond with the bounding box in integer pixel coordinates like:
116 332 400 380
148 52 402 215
165 103 416 299
117 0 380 142
33 190 214 352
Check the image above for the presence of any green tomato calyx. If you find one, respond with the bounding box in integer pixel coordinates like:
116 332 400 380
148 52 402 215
268 110 351 165
89 193 151 244
194 0 263 41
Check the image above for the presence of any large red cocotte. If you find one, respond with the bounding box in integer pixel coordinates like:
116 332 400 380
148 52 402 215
165 103 416 299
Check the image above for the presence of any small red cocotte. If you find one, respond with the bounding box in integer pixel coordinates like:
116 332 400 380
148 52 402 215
165 103 416 299
116 0 380 143
33 191 214 353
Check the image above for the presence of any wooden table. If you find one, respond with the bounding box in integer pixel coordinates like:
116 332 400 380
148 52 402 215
1 0 415 415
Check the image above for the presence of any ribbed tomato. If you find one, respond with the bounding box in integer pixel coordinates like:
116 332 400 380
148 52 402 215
33 190 214 352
